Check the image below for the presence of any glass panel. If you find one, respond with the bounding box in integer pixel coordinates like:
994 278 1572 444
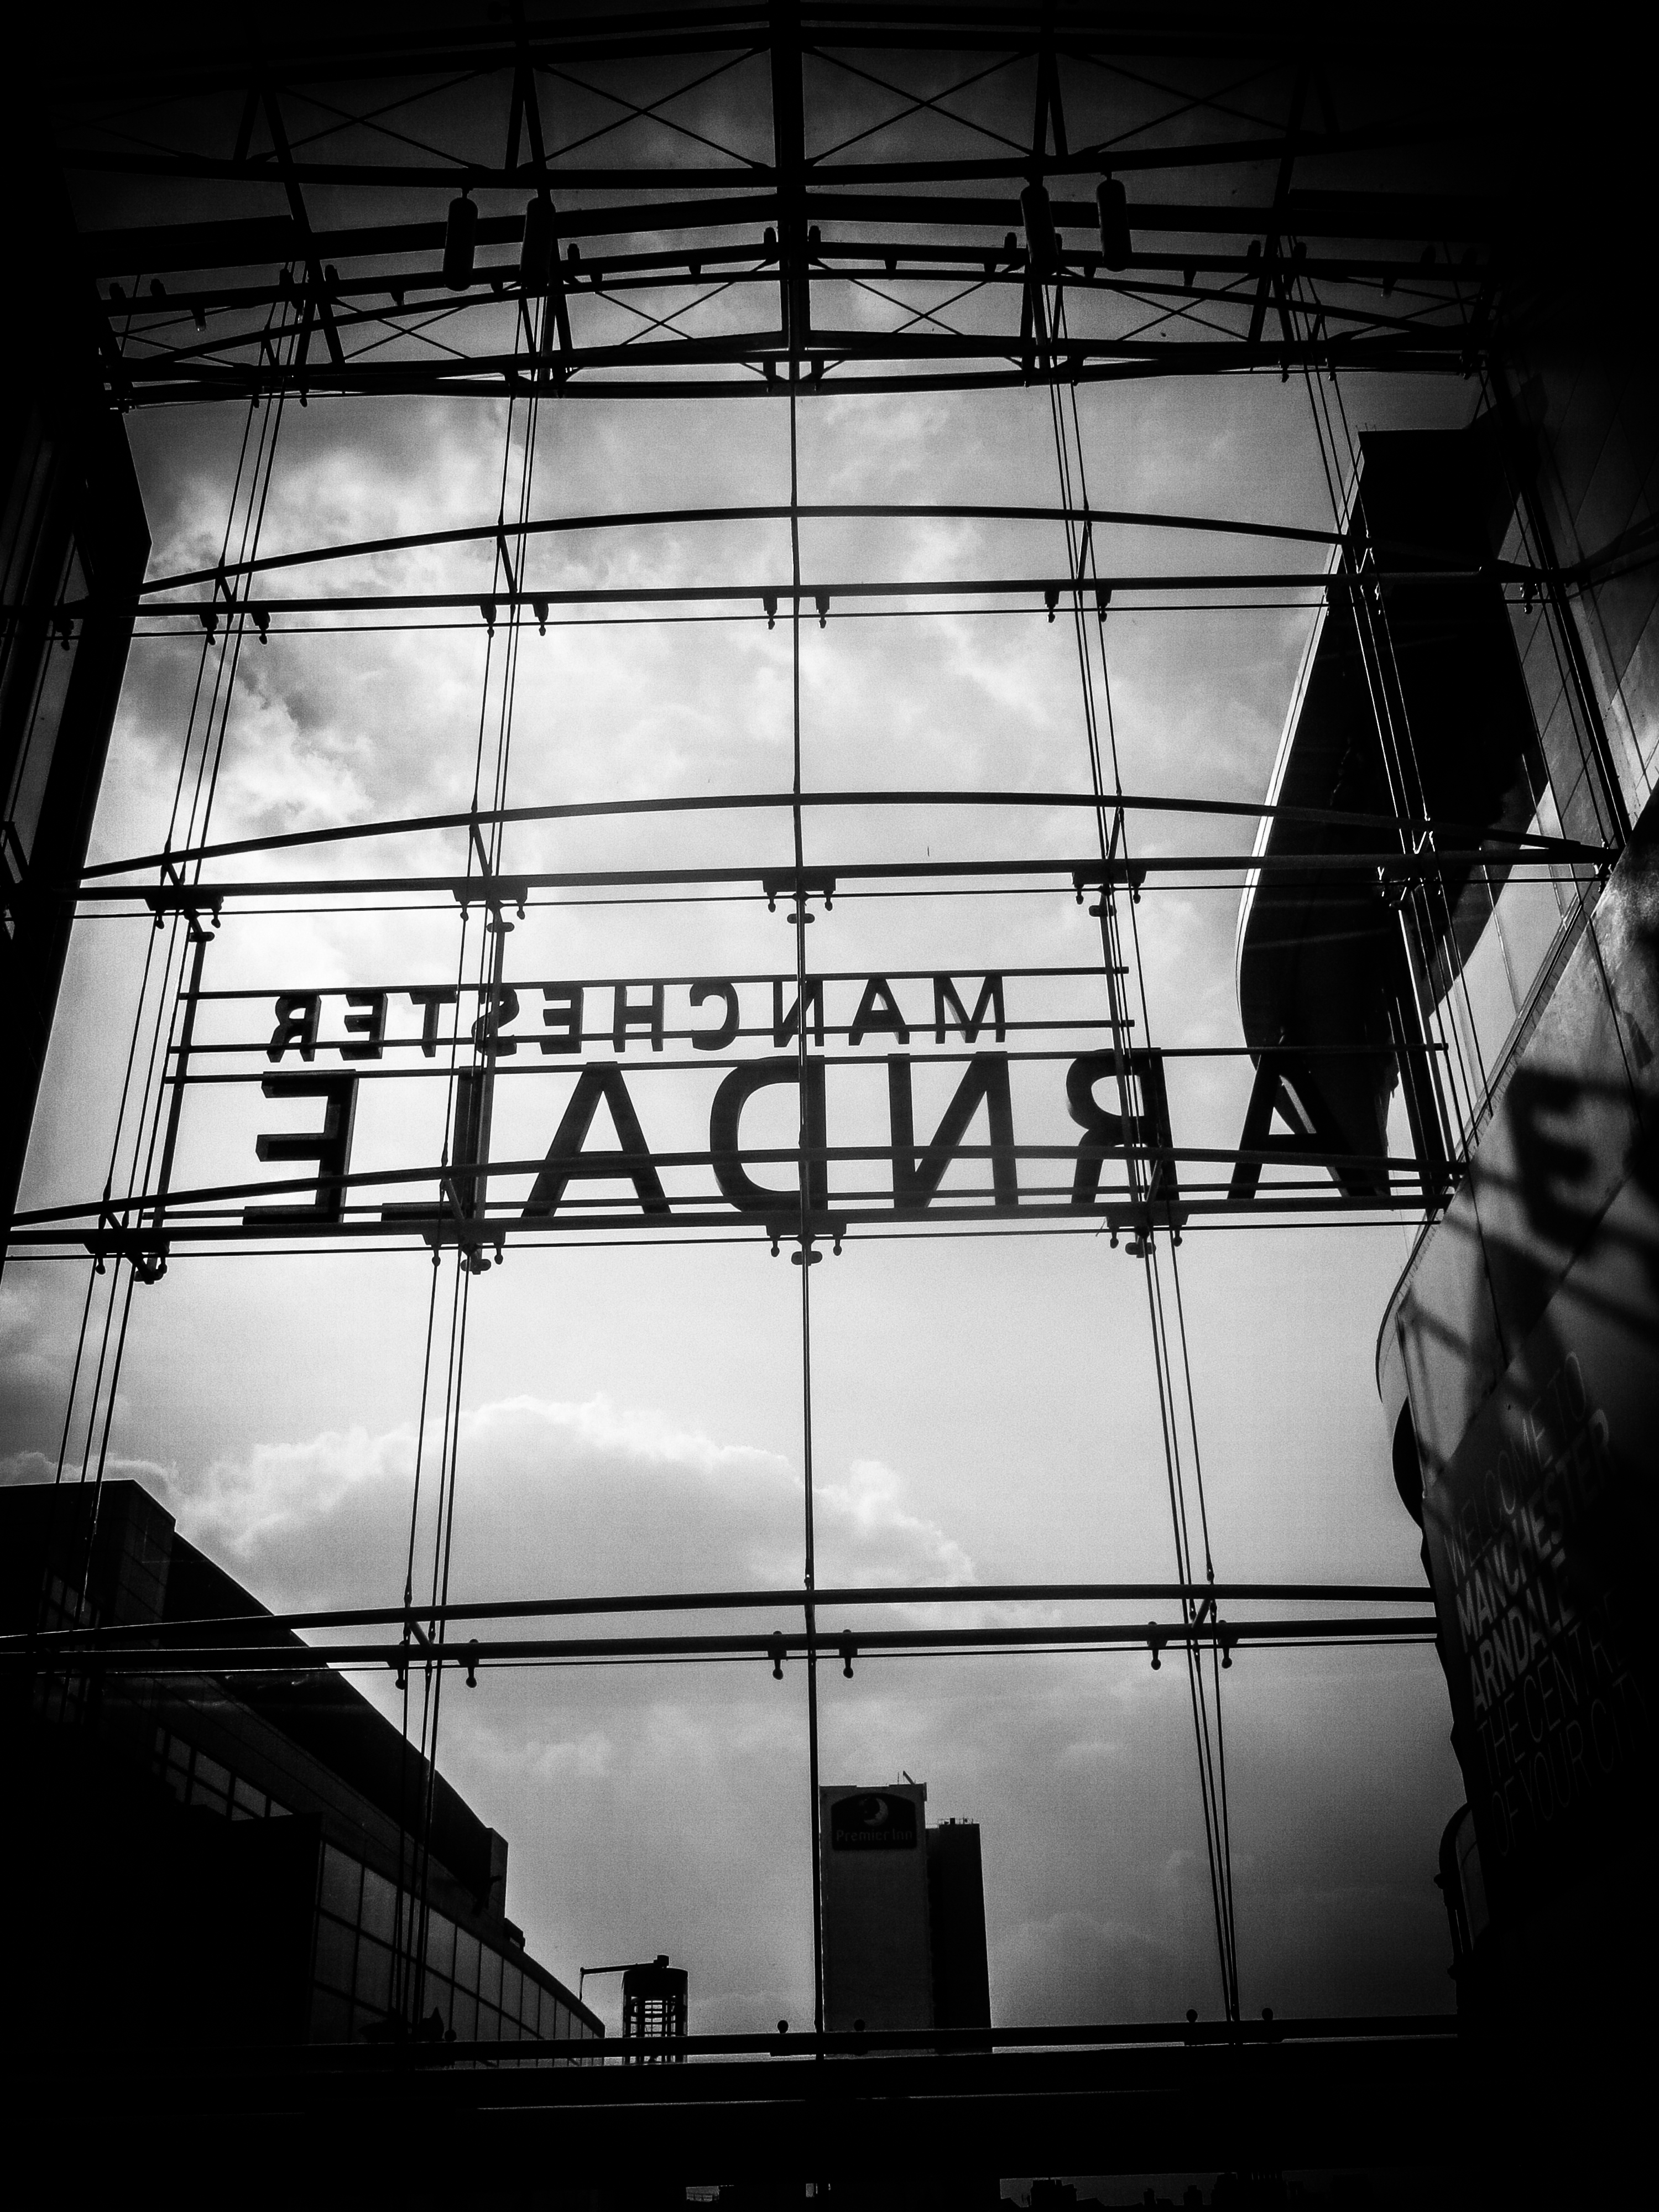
1494 866 1565 1010
356 1934 393 2015
189 1768 229 1816
500 1962 522 2024
479 1944 502 2007
310 1989 352 2044
424 1911 455 1980
231 1777 266 1822
359 1865 397 1944
452 1927 480 1994
194 1752 231 1796
314 1914 356 1996
6 550 86 866
1454 920 1520 1103
269 1798 291 1819
450 1988 477 2041
320 1845 361 1923
477 2004 501 2043
165 1735 189 1772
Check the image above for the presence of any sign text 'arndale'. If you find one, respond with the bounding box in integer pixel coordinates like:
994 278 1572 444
227 971 1180 1235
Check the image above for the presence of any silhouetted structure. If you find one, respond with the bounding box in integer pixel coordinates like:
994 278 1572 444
927 1819 993 2038
622 1954 690 2060
820 1783 992 2034
0 1476 602 2054
1237 317 1658 2030
1 114 148 1237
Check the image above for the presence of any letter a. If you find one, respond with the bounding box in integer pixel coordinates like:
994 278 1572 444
521 1067 669 1217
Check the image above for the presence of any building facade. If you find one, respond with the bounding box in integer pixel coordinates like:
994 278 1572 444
1 1476 603 2054
819 1782 992 2034
1235 316 1657 2023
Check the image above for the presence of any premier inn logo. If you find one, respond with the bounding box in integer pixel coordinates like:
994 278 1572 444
831 1792 919 1849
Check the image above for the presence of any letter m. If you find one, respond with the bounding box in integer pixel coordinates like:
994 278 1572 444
933 974 1005 1044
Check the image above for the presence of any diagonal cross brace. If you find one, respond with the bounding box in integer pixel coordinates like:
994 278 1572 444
262 84 345 367
1248 67 1308 349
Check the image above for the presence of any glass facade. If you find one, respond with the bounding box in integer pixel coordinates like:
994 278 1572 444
1428 362 1659 1151
1424 483 1619 1151
147 1730 594 2055
31 1572 96 1726
1437 790 1585 1144
2 542 86 887
307 1841 597 2057
152 1724 292 1822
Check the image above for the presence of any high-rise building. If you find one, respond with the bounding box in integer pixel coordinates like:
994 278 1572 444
819 1782 991 2034
927 1818 993 2036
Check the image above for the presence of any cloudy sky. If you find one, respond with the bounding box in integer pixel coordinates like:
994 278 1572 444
3 340 1478 2034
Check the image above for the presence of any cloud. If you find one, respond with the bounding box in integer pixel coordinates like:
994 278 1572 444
995 1908 1180 2025
167 1391 975 1613
2 1444 178 1490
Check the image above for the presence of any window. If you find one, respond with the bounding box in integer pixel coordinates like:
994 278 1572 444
424 1910 455 1981
152 1729 290 1819
231 1776 267 1821
314 1914 355 1996
359 1865 397 1944
3 544 87 873
190 1755 231 1816
452 1926 479 1994
479 1943 502 2007
159 1733 190 1803
356 1934 394 2015
321 1844 362 1923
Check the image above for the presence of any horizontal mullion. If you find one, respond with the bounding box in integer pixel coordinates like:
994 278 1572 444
102 351 1479 404
8 1614 1438 1676
7 1192 1436 1249
117 569 1492 623
139 505 1344 596
81 787 1594 882
65 847 1601 907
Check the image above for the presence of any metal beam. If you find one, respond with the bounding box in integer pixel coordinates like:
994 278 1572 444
258 86 345 369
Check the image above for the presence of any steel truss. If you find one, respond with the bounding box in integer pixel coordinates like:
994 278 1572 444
44 4 1524 407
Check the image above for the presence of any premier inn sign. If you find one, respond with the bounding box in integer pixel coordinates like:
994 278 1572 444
115 963 1185 1256
830 1793 919 1850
